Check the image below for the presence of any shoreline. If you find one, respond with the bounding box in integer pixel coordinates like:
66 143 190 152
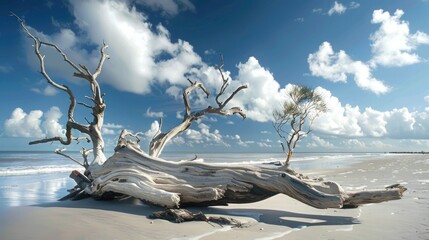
0 154 428 239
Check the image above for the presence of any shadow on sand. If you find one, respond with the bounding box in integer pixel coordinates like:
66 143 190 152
204 207 359 228
38 197 360 229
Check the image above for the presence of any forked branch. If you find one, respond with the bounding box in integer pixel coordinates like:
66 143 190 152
148 58 247 157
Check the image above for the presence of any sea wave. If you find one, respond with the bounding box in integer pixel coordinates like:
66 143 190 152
0 165 84 176
0 152 384 176
198 153 383 165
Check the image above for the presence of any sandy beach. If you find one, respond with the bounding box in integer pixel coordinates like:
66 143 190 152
0 154 428 240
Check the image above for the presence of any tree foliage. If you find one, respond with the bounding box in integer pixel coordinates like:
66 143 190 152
273 85 327 165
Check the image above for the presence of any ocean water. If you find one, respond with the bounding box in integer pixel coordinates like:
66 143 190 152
0 151 384 212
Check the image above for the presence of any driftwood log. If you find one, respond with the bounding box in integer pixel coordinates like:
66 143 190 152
66 131 406 210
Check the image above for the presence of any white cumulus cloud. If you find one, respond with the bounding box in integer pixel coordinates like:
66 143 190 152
4 107 64 138
31 85 59 96
168 56 293 123
308 42 390 94
145 107 165 118
197 123 228 146
20 1 303 124
70 0 202 94
313 87 429 139
23 0 203 95
307 135 334 148
309 9 428 95
43 106 64 137
358 107 387 137
370 9 429 67
231 57 290 122
4 108 44 138
144 120 161 139
102 123 124 135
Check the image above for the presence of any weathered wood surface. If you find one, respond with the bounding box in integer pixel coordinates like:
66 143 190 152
81 133 406 209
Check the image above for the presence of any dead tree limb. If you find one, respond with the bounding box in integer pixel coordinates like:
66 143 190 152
149 61 247 157
54 148 85 168
12 13 109 174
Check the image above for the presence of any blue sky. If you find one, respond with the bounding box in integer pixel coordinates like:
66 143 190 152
1 0 429 153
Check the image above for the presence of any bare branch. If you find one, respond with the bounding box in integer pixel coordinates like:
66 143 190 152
151 118 163 142
215 55 229 105
219 84 248 109
84 95 95 103
148 57 247 157
55 148 85 168
30 137 69 145
78 102 92 109
93 42 110 79
183 79 209 119
12 14 68 92
11 13 87 78
280 142 285 153
119 129 144 144
74 136 91 144
210 106 246 119
79 64 92 76
81 148 93 168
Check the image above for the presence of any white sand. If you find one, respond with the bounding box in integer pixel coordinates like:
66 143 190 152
0 154 428 240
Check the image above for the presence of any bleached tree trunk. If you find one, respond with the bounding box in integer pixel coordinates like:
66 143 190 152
88 118 106 171
87 93 107 169
149 119 192 158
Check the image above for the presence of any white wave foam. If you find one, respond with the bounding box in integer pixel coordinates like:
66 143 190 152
0 165 84 176
171 226 232 240
418 180 429 184
184 153 382 166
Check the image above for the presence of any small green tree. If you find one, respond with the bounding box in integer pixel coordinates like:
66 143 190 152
273 85 327 166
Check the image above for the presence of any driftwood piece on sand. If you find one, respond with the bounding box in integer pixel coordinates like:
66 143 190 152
150 209 245 227
76 132 406 210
